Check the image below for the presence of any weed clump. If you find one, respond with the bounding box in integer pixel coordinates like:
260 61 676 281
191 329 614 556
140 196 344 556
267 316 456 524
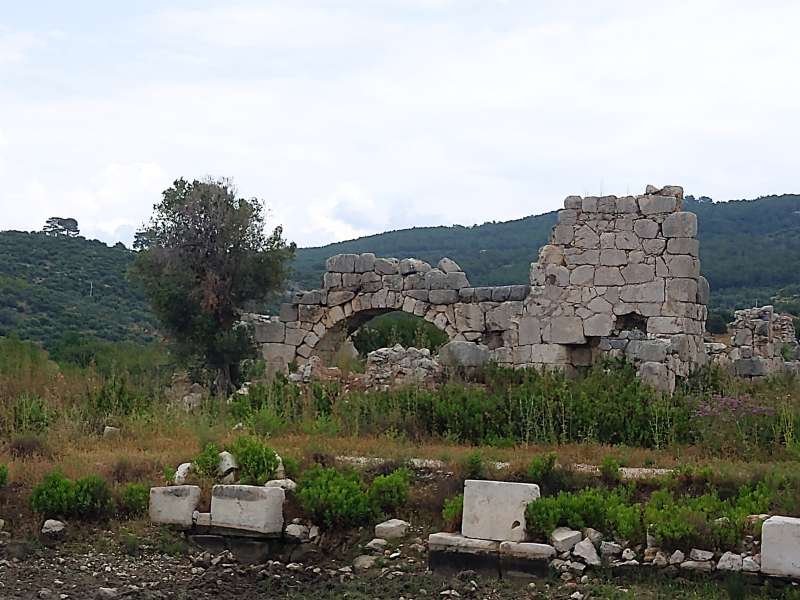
193 443 221 479
30 472 76 518
119 483 150 517
297 465 373 528
0 464 7 487
368 468 411 516
73 475 114 518
228 436 280 485
442 494 464 532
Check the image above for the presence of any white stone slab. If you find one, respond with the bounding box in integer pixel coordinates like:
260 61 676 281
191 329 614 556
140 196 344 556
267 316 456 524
761 516 800 578
428 532 499 554
461 479 540 542
499 541 555 560
210 484 284 534
149 485 201 528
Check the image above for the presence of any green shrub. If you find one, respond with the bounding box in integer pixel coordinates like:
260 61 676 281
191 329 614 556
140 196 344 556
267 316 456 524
0 464 7 487
442 494 464 531
12 394 50 433
525 495 562 538
119 483 150 517
297 465 373 528
73 475 114 519
228 436 280 485
527 452 557 483
600 455 622 484
461 451 486 480
193 442 221 479
30 472 76 517
368 468 411 515
281 456 301 480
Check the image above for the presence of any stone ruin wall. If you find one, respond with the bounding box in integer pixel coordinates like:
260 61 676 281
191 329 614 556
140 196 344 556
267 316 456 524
707 305 800 377
255 184 709 392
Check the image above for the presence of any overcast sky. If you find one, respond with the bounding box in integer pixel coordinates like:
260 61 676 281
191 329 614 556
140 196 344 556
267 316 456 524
2 1 799 248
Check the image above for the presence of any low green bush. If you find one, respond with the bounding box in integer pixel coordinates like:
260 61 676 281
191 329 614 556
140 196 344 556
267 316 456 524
368 468 411 515
460 451 486 480
442 494 463 532
228 436 280 485
193 442 221 479
119 482 150 517
527 452 557 483
30 472 76 517
0 464 7 487
73 475 114 519
600 455 622 484
297 465 373 528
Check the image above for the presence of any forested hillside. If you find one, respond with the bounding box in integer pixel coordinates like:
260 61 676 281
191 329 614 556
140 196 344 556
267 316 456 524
2 193 800 348
0 231 158 348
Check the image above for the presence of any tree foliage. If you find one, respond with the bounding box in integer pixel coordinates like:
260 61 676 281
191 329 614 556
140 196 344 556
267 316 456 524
131 178 295 391
42 217 80 237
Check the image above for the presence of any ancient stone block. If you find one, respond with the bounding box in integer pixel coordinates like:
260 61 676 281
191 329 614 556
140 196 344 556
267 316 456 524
697 276 710 305
491 286 512 302
570 265 594 285
566 249 599 266
428 532 499 554
354 253 376 273
666 278 698 303
445 272 470 289
328 290 355 306
621 263 655 284
261 343 296 365
584 313 614 337
486 302 521 330
552 224 574 244
638 195 677 215
429 289 459 304
761 516 800 578
600 249 626 266
595 266 624 286
253 320 285 344
425 269 448 290
665 255 700 278
633 218 659 238
620 281 665 303
662 211 697 238
400 258 432 275
530 344 570 364
462 480 540 542
667 237 699 256
574 225 599 249
438 341 490 368
582 196 598 212
646 316 684 335
323 272 342 289
519 317 542 345
642 238 667 255
326 254 357 273
638 361 675 393
455 304 485 332
210 485 284 535
615 231 640 250
508 285 530 301
564 195 582 209
545 316 585 344
374 257 399 275
284 328 307 347
149 486 201 528
626 339 669 363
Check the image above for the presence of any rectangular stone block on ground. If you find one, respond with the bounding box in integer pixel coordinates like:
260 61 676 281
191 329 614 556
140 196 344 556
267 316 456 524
499 541 555 578
210 485 285 535
461 480 540 542
427 532 500 577
149 485 201 528
761 516 800 578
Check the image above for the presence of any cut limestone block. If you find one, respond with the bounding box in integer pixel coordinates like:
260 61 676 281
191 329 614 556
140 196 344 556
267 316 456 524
149 486 201 528
551 527 582 552
461 480 540 542
210 485 285 535
761 516 800 578
427 532 499 576
499 541 555 579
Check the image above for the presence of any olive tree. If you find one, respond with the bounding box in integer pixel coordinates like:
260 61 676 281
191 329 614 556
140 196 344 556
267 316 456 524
131 177 295 392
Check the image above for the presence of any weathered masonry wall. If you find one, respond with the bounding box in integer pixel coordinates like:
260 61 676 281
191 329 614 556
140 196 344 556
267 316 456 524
707 305 800 377
256 185 709 392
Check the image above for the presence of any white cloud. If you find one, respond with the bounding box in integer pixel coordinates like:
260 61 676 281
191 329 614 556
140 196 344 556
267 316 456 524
2 1 800 249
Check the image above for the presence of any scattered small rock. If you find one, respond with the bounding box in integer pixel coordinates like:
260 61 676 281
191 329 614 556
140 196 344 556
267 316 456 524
41 519 66 540
375 519 409 540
